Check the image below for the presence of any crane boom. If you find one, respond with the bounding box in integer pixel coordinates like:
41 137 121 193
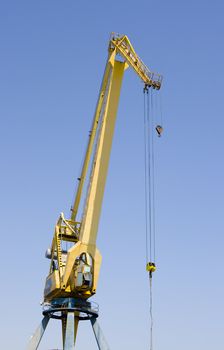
110 33 162 88
79 60 125 245
70 61 112 222
70 33 162 224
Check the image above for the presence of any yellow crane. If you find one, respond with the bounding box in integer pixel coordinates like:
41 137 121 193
27 33 162 350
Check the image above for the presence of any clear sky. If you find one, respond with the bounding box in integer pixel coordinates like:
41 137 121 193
1 1 224 349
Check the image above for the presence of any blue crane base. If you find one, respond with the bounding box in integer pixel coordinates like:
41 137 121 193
27 297 110 350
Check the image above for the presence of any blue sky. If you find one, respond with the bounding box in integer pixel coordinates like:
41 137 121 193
1 1 224 349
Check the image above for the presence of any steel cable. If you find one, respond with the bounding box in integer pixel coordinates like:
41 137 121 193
144 87 156 350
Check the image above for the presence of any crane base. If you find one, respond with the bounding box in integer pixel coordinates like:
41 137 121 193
27 297 110 350
43 297 99 320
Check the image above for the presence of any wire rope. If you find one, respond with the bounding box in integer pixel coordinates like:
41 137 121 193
147 89 153 262
144 89 149 265
149 89 155 350
150 89 156 263
149 273 154 350
143 86 158 350
159 89 164 127
144 87 156 263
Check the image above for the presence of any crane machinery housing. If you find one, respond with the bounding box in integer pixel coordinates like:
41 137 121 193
27 33 162 350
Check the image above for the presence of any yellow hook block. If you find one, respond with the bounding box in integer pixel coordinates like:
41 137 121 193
146 262 156 273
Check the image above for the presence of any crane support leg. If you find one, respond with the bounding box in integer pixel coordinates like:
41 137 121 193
64 312 75 350
91 317 110 350
27 315 49 350
27 301 109 350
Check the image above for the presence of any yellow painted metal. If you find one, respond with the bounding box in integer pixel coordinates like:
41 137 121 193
44 270 61 299
80 60 125 245
70 57 113 222
43 33 162 303
58 58 125 297
70 34 162 222
110 33 162 89
62 240 102 296
146 262 156 273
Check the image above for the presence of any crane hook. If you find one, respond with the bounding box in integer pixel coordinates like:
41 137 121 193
155 125 163 137
146 262 156 278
